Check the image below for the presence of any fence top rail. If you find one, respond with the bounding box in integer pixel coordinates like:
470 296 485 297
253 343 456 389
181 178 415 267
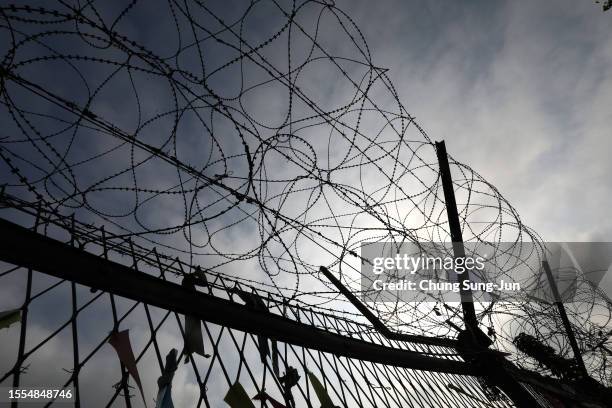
0 192 460 353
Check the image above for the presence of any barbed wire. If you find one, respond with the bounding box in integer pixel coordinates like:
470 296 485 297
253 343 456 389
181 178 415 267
1 0 610 389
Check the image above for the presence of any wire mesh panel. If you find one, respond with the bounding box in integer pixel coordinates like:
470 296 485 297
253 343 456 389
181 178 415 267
0 197 513 407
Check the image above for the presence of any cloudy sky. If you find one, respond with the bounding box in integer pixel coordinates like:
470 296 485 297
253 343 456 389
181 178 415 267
1 1 612 407
339 0 612 242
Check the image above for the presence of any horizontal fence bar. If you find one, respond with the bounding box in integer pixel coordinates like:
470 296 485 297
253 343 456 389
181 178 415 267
319 266 458 348
0 217 477 376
